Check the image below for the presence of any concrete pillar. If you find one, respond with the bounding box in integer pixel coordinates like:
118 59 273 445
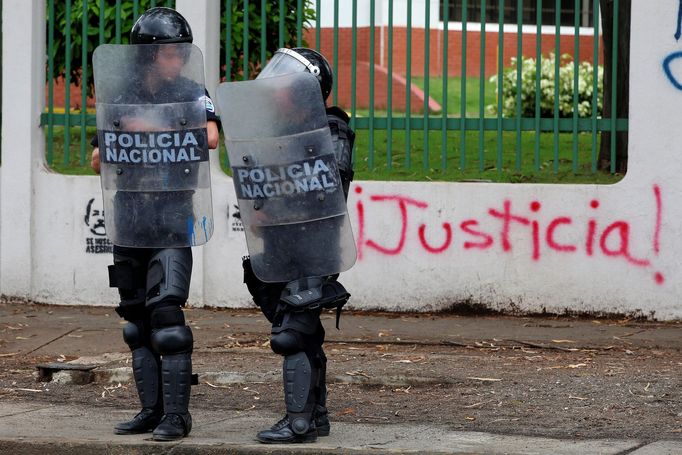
175 0 222 307
0 0 46 296
176 0 221 96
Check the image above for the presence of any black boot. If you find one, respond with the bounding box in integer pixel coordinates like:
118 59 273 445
258 405 329 442
114 408 163 435
256 415 317 444
258 394 330 439
257 352 319 444
115 347 163 435
153 413 192 441
256 361 329 439
152 353 193 441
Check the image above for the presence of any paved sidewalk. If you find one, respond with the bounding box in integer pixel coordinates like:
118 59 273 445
0 402 675 455
1 300 682 454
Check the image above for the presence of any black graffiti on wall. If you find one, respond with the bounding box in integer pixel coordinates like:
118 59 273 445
84 198 113 254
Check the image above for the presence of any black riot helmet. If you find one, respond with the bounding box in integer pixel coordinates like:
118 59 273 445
130 7 193 44
257 47 333 101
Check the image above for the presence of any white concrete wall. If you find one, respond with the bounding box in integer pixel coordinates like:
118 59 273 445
3 0 682 319
317 0 441 28
317 0 595 31
1 0 45 297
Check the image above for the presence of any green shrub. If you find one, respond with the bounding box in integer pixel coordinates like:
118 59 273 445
488 53 604 118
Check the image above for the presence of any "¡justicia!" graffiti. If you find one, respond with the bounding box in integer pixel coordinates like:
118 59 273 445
354 184 664 285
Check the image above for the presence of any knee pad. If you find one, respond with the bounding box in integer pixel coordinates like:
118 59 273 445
151 325 193 356
150 304 186 330
150 305 191 355
146 248 192 307
270 330 304 356
122 321 147 350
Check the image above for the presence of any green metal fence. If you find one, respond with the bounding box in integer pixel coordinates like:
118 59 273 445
42 0 627 182
42 0 175 172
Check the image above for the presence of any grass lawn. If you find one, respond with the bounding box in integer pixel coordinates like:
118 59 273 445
410 75 499 117
43 76 624 184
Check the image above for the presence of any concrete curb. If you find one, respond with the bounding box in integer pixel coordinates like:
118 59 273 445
45 364 460 389
0 440 393 455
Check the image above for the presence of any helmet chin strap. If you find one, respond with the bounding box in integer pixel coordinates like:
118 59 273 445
276 48 320 76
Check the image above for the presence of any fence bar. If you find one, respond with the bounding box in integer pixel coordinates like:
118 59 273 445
333 0 339 105
496 0 503 171
553 0 561 173
225 0 232 81
591 0 600 172
243 0 249 79
478 0 486 171
64 0 72 165
350 0 357 135
151 0 157 7
423 0 430 170
99 0 105 44
315 0 321 51
279 0 284 48
44 112 627 132
115 0 122 43
133 0 139 22
406 0 412 168
297 0 303 47
441 0 449 170
42 113 94 128
387 0 394 169
515 0 522 170
47 0 55 165
534 0 542 170
261 0 266 67
222 0 232 164
351 117 627 131
369 0 375 169
610 0 619 173
572 0 581 172
80 0 88 165
459 0 467 169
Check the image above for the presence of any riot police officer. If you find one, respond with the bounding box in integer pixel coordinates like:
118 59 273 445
91 7 220 441
217 47 356 444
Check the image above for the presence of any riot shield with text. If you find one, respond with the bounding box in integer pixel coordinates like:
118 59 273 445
217 72 356 282
93 43 213 247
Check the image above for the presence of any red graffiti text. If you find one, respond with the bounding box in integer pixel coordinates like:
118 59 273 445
354 184 664 285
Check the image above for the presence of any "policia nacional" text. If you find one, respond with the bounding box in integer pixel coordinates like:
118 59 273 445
102 131 205 164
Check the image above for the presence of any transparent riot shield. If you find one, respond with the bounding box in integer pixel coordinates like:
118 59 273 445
217 72 356 282
93 43 213 247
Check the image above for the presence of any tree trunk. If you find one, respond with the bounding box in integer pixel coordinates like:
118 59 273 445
598 0 631 173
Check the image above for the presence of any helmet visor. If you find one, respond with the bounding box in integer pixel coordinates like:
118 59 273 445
257 49 317 79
